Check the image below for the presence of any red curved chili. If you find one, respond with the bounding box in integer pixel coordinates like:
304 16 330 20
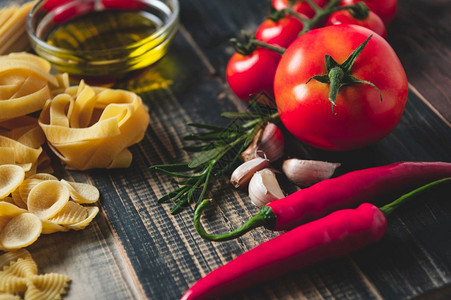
194 161 451 241
184 203 387 300
184 178 449 300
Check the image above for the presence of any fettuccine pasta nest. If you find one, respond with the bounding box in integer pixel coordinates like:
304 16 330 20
39 80 150 170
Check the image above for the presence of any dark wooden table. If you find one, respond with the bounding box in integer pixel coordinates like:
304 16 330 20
8 0 451 299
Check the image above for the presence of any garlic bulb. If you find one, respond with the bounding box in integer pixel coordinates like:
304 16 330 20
248 168 284 208
282 159 341 187
241 122 284 162
230 157 270 189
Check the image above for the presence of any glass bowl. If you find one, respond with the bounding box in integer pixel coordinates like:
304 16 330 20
27 0 179 78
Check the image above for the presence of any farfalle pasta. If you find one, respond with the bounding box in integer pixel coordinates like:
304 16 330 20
39 80 150 170
0 249 70 300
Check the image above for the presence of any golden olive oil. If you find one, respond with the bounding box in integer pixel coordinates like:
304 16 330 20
47 10 161 51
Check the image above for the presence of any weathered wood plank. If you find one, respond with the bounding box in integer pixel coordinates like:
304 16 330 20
387 0 451 122
1 0 449 300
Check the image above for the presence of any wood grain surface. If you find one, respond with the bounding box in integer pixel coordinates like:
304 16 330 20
1 0 450 300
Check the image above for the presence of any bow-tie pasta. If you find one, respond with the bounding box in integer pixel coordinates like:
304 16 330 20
39 80 150 170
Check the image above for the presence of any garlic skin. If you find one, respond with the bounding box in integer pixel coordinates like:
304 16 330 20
241 122 284 162
282 159 341 187
248 168 285 208
230 157 270 189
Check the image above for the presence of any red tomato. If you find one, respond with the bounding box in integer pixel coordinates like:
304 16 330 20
325 10 386 38
274 25 408 151
226 48 281 101
340 0 397 24
272 0 327 18
255 16 304 49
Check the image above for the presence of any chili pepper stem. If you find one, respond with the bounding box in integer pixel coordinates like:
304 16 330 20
379 177 451 216
194 199 277 241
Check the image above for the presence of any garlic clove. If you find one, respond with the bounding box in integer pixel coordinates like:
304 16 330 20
241 122 284 162
282 159 341 187
248 168 285 208
230 157 270 189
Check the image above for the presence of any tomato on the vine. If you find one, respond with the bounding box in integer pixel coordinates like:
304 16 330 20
272 0 326 18
226 48 281 101
255 15 304 49
325 10 386 38
274 25 408 151
340 0 397 25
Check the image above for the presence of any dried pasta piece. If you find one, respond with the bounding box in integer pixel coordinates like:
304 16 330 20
0 164 25 199
39 218 67 235
0 2 34 55
60 179 100 204
0 202 27 217
0 250 71 300
0 147 14 164
66 206 99 230
39 80 150 170
0 292 21 300
27 181 69 219
49 201 88 225
0 196 15 205
0 213 42 250
27 173 58 181
0 52 61 121
0 249 32 268
25 274 70 300
10 189 27 209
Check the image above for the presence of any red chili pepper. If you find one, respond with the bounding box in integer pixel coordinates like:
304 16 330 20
183 178 450 300
194 161 451 241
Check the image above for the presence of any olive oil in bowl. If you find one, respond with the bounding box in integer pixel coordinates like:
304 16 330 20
27 0 179 77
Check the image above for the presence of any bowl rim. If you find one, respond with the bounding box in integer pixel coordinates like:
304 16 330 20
26 0 180 55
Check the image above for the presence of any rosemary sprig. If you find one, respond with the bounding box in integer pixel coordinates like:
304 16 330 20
150 101 278 214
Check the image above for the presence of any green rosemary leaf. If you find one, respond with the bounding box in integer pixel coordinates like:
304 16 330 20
184 131 239 141
187 123 228 131
183 143 215 152
149 163 190 172
221 112 261 119
158 187 186 203
189 145 229 169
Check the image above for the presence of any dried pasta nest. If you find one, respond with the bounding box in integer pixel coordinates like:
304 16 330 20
0 52 68 121
39 80 150 170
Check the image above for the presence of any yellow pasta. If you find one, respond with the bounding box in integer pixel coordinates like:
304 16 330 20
0 213 42 250
27 181 70 219
0 165 24 199
0 292 21 300
49 201 88 225
39 219 67 235
0 250 70 299
0 2 35 55
39 80 150 170
25 274 71 300
60 179 100 204
0 52 70 122
66 206 99 231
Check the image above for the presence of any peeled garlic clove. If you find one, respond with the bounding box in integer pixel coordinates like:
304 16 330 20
241 123 284 162
282 159 341 187
248 168 284 208
230 157 270 189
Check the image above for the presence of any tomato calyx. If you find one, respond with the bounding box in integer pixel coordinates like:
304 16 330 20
229 32 286 56
306 35 383 113
345 2 370 20
283 0 370 35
